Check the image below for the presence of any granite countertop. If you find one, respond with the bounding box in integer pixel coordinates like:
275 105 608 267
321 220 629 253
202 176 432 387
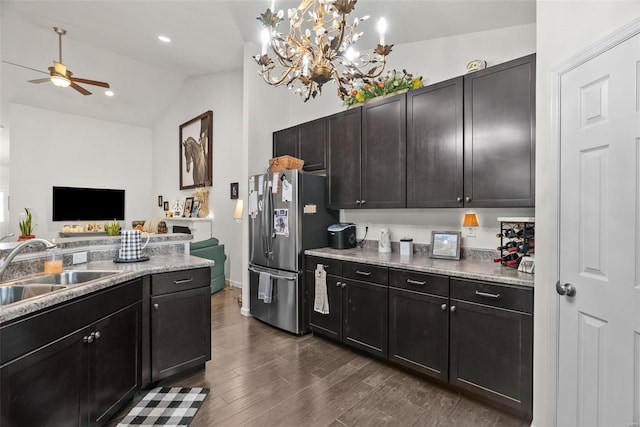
0 254 213 325
305 247 534 287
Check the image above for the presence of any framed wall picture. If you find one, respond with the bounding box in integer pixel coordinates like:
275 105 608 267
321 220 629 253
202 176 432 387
430 231 461 260
157 195 163 207
163 201 169 211
230 182 239 199
183 197 194 217
180 110 213 190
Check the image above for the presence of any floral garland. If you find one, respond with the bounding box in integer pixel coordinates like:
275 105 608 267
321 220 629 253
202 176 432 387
341 69 423 106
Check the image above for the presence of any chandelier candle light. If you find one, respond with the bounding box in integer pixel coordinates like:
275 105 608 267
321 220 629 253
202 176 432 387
254 0 393 102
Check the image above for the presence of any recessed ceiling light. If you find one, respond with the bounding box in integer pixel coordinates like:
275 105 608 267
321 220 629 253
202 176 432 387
105 90 114 97
158 35 171 43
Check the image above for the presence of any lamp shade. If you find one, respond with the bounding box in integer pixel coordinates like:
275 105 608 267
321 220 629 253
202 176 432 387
233 199 244 221
462 213 479 227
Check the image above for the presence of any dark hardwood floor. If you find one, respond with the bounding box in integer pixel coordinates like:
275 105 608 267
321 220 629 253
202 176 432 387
110 287 531 426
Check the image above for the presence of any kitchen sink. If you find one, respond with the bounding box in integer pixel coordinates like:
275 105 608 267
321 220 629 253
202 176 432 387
0 284 68 306
17 270 120 286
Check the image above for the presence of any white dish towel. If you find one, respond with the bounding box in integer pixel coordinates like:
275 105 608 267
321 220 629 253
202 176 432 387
313 264 329 314
258 271 272 303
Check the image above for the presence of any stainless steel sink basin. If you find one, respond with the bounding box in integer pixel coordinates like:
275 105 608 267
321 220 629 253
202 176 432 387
0 284 68 306
18 270 120 286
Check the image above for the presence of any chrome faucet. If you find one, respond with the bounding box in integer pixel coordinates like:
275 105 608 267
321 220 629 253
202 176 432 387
0 238 57 281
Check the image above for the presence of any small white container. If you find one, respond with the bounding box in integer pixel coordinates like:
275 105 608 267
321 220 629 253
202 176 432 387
400 238 413 257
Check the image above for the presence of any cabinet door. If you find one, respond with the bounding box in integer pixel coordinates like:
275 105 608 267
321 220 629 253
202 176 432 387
273 126 299 158
151 286 211 381
343 278 388 358
463 54 536 207
407 77 464 207
361 94 406 208
388 288 449 381
327 108 362 209
299 118 327 171
0 329 88 427
306 270 343 341
89 302 141 425
449 299 533 415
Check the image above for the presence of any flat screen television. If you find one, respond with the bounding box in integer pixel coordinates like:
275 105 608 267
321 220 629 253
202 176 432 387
53 186 125 221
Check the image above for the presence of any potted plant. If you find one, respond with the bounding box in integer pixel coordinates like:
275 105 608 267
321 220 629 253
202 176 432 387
18 208 35 240
104 220 121 236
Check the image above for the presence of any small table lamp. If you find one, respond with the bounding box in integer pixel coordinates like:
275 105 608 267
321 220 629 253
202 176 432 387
463 213 479 237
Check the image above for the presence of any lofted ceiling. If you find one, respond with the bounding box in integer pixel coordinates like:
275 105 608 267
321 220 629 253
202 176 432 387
0 0 535 129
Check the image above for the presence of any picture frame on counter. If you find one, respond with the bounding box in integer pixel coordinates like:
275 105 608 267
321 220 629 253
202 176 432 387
430 231 461 260
183 197 194 217
179 110 213 190
191 200 201 218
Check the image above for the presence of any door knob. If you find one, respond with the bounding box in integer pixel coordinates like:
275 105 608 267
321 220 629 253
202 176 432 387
441 303 447 311
556 281 577 297
153 303 159 310
450 305 456 312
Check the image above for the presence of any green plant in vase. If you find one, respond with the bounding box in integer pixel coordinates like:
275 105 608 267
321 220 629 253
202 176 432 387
105 220 121 236
18 208 35 240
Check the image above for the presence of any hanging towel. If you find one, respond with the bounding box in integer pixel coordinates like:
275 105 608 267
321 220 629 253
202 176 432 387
313 264 329 314
258 271 273 303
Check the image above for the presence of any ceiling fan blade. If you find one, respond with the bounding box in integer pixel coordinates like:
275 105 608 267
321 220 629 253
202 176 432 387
70 77 110 88
28 78 51 84
70 82 91 95
2 60 48 75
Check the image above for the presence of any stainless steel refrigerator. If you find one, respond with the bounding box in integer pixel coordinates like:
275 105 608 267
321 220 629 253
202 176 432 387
248 169 338 334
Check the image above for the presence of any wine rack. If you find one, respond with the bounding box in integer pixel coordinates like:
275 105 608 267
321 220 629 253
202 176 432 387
496 217 535 272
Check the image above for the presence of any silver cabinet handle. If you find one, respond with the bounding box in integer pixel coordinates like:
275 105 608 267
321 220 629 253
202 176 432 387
355 200 361 204
441 304 447 311
323 264 329 269
360 200 366 204
93 331 101 340
341 282 347 288
153 303 159 310
407 279 426 285
475 290 501 299
335 282 341 287
465 197 471 203
456 197 462 202
450 305 456 312
173 278 193 285
83 334 94 344
556 281 577 297
355 270 371 276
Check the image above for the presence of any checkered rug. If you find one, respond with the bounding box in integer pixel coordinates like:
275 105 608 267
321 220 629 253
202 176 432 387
117 387 209 426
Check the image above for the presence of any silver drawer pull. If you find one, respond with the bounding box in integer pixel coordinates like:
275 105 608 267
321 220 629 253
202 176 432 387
174 278 194 285
475 290 501 299
355 270 371 276
407 279 426 285
323 264 330 269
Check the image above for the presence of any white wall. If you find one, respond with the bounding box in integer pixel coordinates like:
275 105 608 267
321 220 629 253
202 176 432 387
534 2 640 426
9 103 152 239
273 23 537 250
151 70 243 287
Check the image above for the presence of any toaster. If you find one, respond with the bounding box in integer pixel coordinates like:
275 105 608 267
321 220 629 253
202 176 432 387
328 223 357 249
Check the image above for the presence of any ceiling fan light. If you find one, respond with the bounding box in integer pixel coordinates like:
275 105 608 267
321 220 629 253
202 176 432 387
51 74 71 87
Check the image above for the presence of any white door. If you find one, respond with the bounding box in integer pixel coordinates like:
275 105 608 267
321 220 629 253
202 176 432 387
558 33 640 426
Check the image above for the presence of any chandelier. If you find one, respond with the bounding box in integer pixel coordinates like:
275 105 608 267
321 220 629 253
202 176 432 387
254 0 393 102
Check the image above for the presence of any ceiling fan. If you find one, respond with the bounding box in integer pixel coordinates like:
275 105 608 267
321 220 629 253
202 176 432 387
3 27 110 95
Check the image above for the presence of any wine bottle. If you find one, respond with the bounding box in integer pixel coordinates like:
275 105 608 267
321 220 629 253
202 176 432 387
496 229 518 238
503 255 523 267
493 252 521 263
497 241 518 251
506 242 534 253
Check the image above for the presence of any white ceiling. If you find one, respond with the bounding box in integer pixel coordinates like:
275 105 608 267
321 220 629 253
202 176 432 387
0 0 535 129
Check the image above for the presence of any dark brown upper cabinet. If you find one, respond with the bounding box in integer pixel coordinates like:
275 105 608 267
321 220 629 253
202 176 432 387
273 118 327 172
407 77 464 208
361 94 407 209
463 53 536 207
327 108 362 209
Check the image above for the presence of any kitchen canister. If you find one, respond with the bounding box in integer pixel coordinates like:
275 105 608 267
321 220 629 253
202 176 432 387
400 238 413 257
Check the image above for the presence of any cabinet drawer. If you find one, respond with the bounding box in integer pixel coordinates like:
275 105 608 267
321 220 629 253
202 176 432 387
342 262 388 285
151 268 210 296
450 278 532 314
306 256 342 276
389 269 448 297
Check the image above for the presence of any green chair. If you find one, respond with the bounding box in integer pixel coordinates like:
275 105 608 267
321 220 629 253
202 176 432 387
190 237 226 293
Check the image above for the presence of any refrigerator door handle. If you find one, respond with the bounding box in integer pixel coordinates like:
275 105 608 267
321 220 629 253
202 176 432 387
248 266 296 281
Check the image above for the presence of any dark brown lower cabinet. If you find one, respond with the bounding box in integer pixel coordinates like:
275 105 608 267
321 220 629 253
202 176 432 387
343 278 388 358
0 281 141 426
306 270 343 341
449 278 533 416
148 268 212 383
388 287 448 381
